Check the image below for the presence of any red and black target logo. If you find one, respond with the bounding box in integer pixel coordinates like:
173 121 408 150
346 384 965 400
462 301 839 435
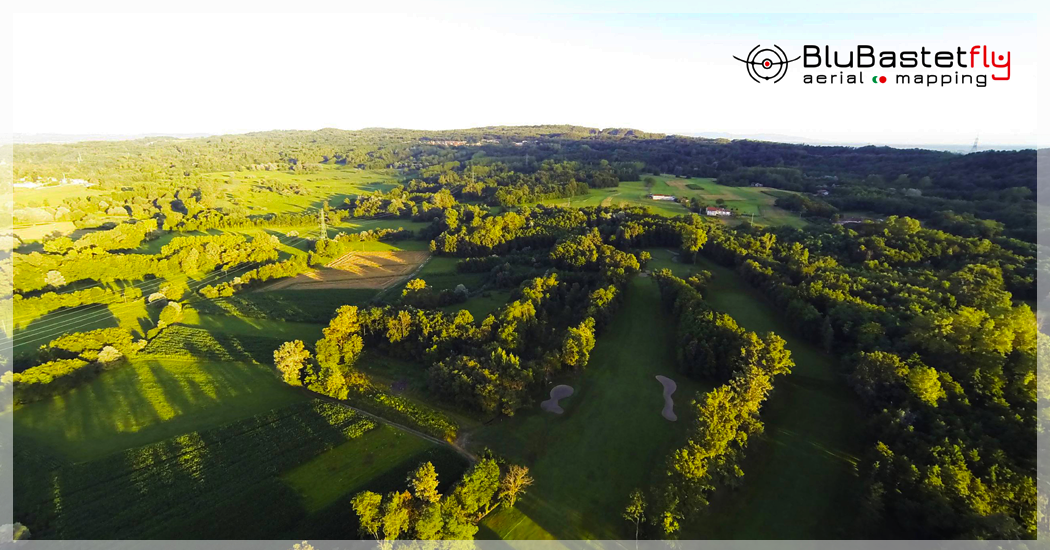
733 45 800 83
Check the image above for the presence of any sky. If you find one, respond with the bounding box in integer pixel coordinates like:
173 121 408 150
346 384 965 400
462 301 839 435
10 11 1044 147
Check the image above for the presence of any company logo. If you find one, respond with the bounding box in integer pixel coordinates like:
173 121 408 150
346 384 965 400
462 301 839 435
733 45 801 83
732 44 1012 88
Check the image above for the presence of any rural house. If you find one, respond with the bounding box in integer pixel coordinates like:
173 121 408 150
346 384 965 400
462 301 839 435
704 207 732 216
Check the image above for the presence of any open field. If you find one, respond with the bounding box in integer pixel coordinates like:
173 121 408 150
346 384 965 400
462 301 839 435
14 399 465 539
10 221 78 243
474 276 710 539
262 250 430 291
329 217 431 236
13 356 306 462
200 288 379 323
199 166 401 214
683 256 866 538
283 424 446 513
14 184 108 208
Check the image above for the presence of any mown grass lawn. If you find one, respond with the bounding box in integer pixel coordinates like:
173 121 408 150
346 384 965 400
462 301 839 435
440 289 511 320
474 276 710 540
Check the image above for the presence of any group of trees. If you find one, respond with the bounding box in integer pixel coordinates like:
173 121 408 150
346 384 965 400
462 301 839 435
350 459 533 540
12 285 141 328
773 193 838 218
43 219 159 254
8 327 145 404
15 233 280 294
695 216 1037 538
276 267 625 420
308 228 413 266
634 272 793 537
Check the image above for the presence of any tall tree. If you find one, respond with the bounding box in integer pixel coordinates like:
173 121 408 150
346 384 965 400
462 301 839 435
350 491 382 540
498 464 534 508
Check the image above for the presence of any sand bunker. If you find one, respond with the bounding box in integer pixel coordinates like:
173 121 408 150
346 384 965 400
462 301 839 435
540 385 574 414
656 375 677 421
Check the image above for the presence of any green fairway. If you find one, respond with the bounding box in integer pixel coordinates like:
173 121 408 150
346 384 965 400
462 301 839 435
13 357 306 462
529 175 807 227
644 248 697 277
440 289 511 320
685 256 866 539
474 276 710 540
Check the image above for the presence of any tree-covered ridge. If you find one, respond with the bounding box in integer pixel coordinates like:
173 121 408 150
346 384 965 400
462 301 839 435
699 219 1037 538
11 125 1038 240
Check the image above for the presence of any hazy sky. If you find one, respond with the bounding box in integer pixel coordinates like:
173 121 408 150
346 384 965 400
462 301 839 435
12 11 1042 146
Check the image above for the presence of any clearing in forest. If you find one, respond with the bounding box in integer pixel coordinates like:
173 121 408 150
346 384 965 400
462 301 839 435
260 250 430 291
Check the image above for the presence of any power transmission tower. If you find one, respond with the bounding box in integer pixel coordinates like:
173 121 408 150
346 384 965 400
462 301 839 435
319 209 328 241
970 135 979 154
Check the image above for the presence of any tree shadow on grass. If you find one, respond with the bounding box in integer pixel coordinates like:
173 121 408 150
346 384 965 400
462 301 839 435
15 400 379 539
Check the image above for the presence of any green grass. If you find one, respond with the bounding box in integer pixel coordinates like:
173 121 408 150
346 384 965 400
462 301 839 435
181 310 324 343
13 298 157 360
13 357 306 462
330 217 430 235
643 248 696 278
440 289 511 320
386 256 486 299
14 400 390 539
200 166 400 214
282 424 437 513
474 276 710 540
14 184 108 209
529 175 808 227
198 288 380 323
354 352 488 430
683 256 866 538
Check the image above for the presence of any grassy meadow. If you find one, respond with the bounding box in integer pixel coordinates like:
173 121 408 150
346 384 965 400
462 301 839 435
200 166 401 214
13 356 307 462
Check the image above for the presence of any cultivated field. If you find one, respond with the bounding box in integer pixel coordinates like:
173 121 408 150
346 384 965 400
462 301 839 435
261 250 430 291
